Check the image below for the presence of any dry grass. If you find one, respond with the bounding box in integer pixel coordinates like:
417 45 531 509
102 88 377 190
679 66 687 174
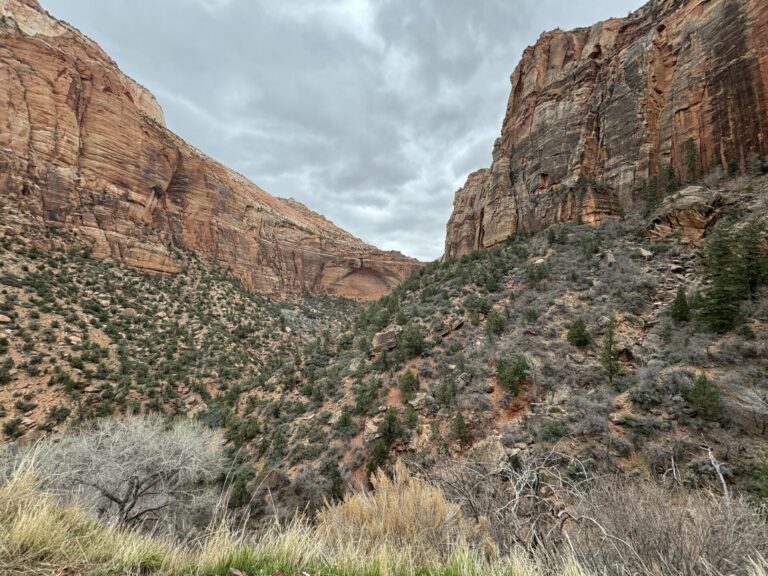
317 460 479 565
1 460 767 576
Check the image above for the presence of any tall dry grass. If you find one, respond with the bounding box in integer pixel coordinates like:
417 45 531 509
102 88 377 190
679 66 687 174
1 458 767 576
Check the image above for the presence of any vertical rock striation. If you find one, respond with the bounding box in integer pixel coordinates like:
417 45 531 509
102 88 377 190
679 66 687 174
0 0 420 300
445 0 768 257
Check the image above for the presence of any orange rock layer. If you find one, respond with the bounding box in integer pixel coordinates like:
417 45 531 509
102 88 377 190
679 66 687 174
445 0 768 257
0 0 420 300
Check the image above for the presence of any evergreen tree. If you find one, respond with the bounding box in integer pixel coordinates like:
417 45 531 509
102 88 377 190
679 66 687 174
485 310 504 337
334 406 356 438
699 223 744 332
496 356 531 393
664 163 680 193
685 374 722 421
670 287 691 322
739 221 768 299
378 408 402 447
452 413 470 446
567 318 591 347
398 370 419 398
599 315 621 388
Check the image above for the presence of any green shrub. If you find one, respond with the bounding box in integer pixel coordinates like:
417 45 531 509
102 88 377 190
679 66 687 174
452 413 470 445
670 287 690 322
0 358 14 385
334 407 357 438
566 318 590 347
398 370 419 398
14 400 37 413
3 417 22 439
463 294 490 316
537 419 569 441
485 310 504 337
378 408 402 447
496 356 531 393
685 374 721 421
397 324 426 358
599 316 621 388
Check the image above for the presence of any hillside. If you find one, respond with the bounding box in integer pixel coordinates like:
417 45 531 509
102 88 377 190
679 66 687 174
237 174 766 510
0 223 358 444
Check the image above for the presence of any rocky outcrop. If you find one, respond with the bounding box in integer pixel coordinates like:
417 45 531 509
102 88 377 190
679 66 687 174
445 0 768 257
646 185 730 241
0 0 420 300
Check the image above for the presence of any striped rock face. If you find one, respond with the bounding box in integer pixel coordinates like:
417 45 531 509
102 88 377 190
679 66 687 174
0 0 421 300
445 0 768 258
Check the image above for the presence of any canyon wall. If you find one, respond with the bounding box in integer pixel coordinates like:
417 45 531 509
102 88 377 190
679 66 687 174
0 0 420 300
445 0 768 257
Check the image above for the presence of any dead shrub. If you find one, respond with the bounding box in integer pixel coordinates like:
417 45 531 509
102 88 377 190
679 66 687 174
569 478 768 576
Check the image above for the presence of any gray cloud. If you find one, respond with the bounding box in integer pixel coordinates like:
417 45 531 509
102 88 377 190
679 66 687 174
43 0 644 260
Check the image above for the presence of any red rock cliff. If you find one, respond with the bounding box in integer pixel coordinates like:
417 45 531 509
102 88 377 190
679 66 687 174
0 0 420 300
445 0 768 257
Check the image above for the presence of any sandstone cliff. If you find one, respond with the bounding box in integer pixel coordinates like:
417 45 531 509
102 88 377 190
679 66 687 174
445 0 768 257
0 0 420 300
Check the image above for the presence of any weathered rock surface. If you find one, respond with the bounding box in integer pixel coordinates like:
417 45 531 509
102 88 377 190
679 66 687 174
372 326 402 353
646 185 730 241
0 0 420 300
445 0 768 257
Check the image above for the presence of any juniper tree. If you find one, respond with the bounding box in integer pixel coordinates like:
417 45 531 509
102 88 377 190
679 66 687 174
699 222 745 332
599 315 621 388
485 310 504 337
567 318 590 347
685 374 722 421
452 413 470 446
739 220 768 299
670 287 691 323
378 408 402 447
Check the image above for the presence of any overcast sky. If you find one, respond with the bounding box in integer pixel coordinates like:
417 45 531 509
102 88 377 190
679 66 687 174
43 0 644 261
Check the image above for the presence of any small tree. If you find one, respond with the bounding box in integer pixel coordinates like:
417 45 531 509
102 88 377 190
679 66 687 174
452 413 470 446
399 370 419 399
397 324 426 358
485 310 504 337
599 316 621 388
699 223 744 332
739 220 768 299
334 406 357 438
29 416 224 529
670 287 691 322
685 374 721 421
567 318 590 347
496 356 531 393
378 408 402 447
664 163 680 193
